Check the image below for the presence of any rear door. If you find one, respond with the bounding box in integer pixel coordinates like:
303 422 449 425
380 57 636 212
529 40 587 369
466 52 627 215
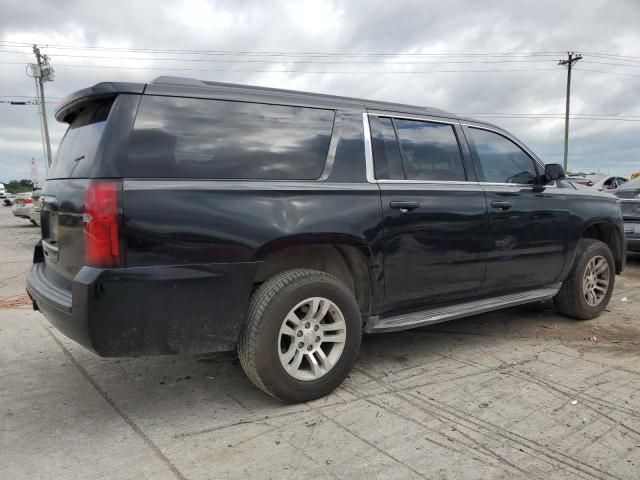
368 113 490 313
40 98 116 289
463 125 569 293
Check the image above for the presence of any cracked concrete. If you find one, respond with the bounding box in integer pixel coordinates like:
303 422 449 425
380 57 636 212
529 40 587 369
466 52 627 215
1 205 639 479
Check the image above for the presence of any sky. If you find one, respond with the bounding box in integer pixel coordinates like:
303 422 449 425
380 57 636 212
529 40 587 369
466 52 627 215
1 0 639 183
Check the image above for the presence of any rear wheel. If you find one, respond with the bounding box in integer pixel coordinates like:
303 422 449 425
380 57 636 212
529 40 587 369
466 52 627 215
238 269 361 403
554 239 615 319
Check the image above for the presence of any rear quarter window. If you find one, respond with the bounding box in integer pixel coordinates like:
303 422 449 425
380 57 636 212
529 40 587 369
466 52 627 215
125 96 335 180
48 101 113 179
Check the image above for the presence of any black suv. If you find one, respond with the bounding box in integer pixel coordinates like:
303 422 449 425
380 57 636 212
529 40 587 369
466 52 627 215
27 77 626 403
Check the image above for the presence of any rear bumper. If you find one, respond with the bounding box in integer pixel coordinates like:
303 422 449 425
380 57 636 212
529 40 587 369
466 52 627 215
12 206 32 218
27 257 258 357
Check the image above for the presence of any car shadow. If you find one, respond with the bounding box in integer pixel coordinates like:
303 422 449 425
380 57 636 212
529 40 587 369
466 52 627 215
5 223 39 228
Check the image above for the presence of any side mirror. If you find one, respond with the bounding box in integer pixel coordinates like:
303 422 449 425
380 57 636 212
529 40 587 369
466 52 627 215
543 163 565 183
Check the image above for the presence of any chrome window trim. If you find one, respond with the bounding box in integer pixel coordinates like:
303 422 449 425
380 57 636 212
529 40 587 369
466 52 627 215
362 112 376 183
369 111 459 126
362 112 476 185
377 179 478 186
318 112 341 181
478 181 540 188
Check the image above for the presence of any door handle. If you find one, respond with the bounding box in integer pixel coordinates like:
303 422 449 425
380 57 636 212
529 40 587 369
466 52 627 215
491 200 513 210
390 201 420 212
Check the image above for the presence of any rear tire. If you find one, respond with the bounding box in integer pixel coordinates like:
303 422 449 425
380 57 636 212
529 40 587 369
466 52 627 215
238 269 361 403
554 239 615 320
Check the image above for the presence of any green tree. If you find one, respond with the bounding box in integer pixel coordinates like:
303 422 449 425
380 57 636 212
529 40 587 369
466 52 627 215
5 179 34 194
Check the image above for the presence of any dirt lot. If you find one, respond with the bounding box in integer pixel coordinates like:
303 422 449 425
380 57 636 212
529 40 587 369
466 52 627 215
1 204 639 479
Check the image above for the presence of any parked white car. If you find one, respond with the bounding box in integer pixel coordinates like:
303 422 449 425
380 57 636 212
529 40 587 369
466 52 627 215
591 176 628 191
12 192 35 224
29 189 42 226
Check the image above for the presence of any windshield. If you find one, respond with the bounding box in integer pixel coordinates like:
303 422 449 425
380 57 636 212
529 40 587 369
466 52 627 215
618 177 640 190
48 100 113 179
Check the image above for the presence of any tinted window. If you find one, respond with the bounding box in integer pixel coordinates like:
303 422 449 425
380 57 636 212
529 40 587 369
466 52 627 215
394 119 465 181
48 101 112 179
469 128 538 184
618 177 640 190
369 116 404 180
125 96 334 180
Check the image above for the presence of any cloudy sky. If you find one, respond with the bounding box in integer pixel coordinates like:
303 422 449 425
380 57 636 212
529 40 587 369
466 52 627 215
1 0 639 183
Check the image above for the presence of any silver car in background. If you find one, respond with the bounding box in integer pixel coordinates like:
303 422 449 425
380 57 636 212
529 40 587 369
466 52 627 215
11 192 35 224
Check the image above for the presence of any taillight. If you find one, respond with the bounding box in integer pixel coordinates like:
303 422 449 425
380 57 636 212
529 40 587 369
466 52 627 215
23 198 33 204
83 180 121 268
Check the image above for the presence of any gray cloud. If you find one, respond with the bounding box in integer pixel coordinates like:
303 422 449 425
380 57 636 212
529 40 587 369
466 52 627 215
1 0 639 182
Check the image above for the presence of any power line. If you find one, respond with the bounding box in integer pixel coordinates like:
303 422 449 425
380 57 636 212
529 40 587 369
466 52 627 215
583 60 640 68
457 112 640 118
0 61 562 74
574 68 640 78
2 40 637 63
581 51 640 61
0 41 568 57
458 115 640 122
582 55 640 65
0 95 63 99
0 52 561 64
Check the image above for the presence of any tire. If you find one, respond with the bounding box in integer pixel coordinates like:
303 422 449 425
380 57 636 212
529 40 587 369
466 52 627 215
554 239 615 320
238 269 362 403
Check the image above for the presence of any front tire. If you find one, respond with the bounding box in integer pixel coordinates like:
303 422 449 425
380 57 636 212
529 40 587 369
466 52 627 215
554 239 615 320
238 269 362 403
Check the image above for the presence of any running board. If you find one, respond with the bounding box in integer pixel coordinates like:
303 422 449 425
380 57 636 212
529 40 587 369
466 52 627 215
365 284 562 333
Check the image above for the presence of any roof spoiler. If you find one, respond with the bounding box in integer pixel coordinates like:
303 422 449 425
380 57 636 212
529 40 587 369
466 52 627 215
55 82 145 123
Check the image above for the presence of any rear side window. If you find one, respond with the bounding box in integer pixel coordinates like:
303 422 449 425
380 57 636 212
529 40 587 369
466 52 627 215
469 128 538 184
125 96 335 180
48 100 113 179
393 119 465 181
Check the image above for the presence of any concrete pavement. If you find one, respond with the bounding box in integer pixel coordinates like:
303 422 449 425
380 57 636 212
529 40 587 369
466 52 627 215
1 205 639 479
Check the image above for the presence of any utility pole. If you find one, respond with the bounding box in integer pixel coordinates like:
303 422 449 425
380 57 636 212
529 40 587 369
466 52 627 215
27 45 55 170
558 52 582 173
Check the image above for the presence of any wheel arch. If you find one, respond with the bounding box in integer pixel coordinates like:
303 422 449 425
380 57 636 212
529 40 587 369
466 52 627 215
252 236 378 318
579 220 625 274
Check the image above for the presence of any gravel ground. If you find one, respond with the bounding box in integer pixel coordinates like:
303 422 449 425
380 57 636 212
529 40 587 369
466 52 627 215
0 203 40 304
1 204 639 479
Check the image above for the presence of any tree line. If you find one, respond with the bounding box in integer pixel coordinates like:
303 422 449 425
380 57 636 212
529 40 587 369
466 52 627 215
2 180 34 194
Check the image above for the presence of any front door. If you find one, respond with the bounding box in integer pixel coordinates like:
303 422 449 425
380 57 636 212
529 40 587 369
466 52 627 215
464 125 569 293
368 114 491 313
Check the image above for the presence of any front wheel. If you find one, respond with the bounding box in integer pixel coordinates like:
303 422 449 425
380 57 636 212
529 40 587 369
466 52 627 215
238 269 362 403
554 239 615 320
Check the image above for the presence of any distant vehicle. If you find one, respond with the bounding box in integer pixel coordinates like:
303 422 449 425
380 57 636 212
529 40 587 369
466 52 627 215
12 192 35 223
614 177 640 252
630 172 640 180
566 174 627 190
566 174 599 187
3 193 15 206
0 182 5 198
30 189 42 226
591 176 628 191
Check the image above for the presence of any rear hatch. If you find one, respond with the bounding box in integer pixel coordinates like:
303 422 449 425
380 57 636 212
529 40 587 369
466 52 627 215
40 98 118 290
